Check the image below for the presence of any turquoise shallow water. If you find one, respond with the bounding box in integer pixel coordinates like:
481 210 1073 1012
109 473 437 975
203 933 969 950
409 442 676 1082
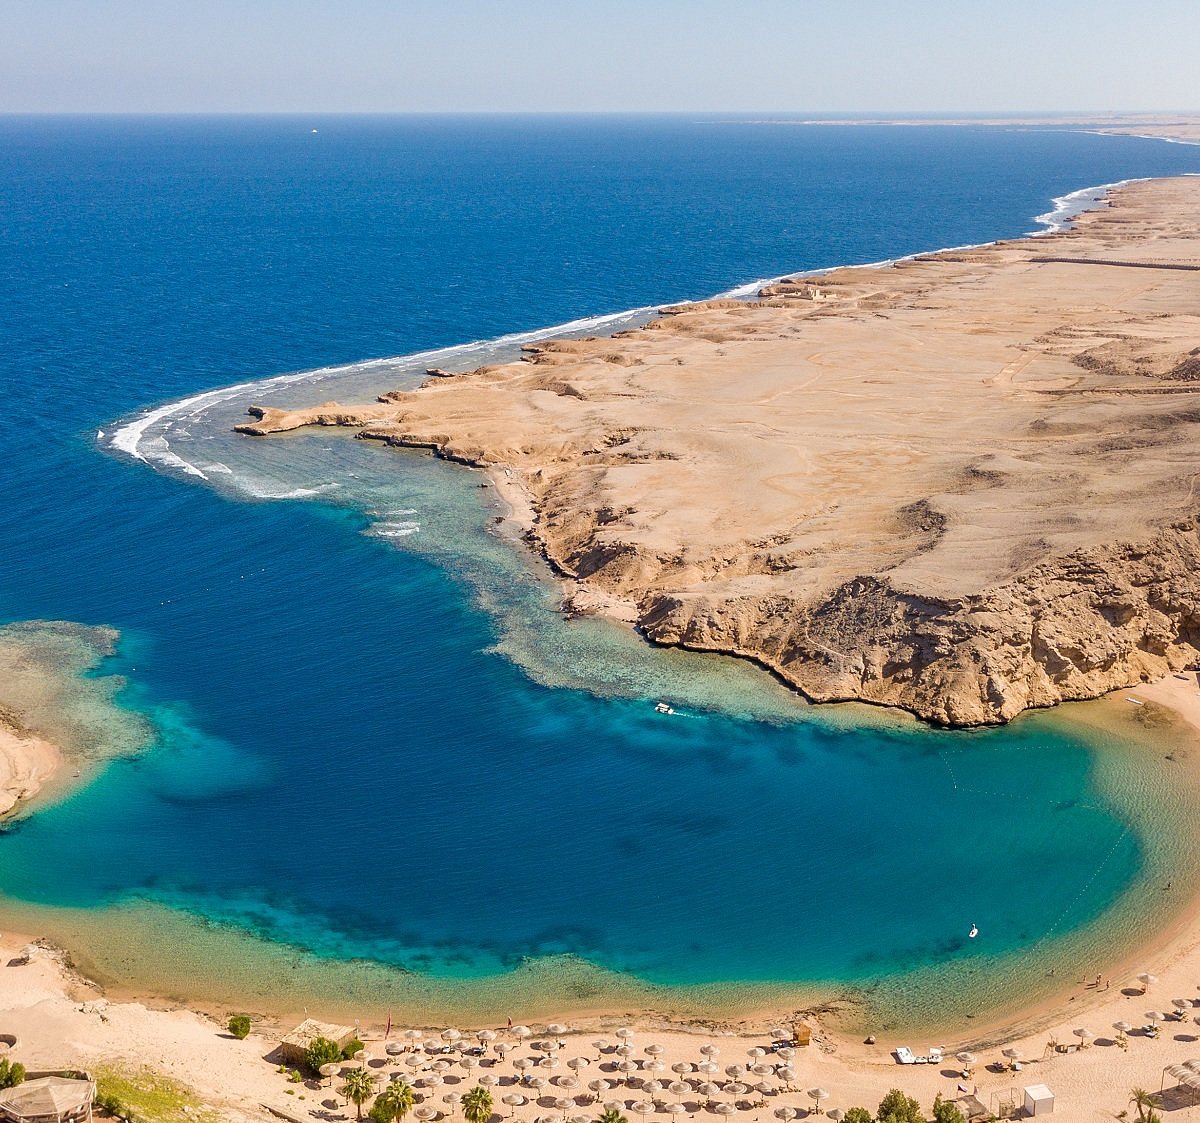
2 116 1199 1026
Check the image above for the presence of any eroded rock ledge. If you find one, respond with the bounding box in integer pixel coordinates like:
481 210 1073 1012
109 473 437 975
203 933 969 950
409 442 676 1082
238 177 1200 725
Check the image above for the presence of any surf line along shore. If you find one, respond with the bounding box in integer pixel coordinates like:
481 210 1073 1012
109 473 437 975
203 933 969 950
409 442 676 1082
238 174 1200 729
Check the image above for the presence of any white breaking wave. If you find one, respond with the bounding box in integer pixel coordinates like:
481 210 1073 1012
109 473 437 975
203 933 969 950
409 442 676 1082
371 520 420 538
1031 177 1149 234
235 481 340 501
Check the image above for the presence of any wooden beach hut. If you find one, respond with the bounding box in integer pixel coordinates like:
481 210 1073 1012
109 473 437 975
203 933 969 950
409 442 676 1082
0 1076 95 1123
278 1019 356 1066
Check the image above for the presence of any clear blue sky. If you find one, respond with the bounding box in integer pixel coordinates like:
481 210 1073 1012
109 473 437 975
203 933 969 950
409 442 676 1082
5 0 1199 114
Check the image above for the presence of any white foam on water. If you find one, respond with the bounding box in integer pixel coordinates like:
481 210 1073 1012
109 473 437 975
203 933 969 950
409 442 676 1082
371 521 420 538
233 480 340 501
1030 177 1149 234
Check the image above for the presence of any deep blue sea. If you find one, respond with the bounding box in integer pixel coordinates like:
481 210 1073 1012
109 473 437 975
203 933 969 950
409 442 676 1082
2 115 1199 1026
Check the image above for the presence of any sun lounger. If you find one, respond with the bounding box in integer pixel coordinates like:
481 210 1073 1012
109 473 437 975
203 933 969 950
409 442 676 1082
895 1047 916 1065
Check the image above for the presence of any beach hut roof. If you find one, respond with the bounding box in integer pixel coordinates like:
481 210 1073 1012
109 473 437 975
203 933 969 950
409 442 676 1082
0 1076 95 1122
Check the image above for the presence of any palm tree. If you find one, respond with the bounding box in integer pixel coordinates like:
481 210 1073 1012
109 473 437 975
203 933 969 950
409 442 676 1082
462 1085 495 1123
341 1067 378 1121
373 1080 416 1123
599 1109 628 1123
1130 1088 1160 1122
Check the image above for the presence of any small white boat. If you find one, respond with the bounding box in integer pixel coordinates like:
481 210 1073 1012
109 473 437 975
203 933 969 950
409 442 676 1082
969 924 978 939
654 702 676 715
1127 698 1145 706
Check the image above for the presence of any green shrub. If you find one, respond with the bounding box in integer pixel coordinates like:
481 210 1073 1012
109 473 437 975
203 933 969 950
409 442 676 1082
879 1088 924 1123
0 1059 25 1089
842 1110 872 1123
933 1093 966 1123
95 1090 131 1119
226 1015 251 1040
305 1036 344 1073
342 1038 366 1060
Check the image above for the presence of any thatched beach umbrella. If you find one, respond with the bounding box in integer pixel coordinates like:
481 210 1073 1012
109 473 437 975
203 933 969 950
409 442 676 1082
513 1026 533 1039
1174 998 1193 1017
724 1066 745 1080
568 1058 590 1075
432 1060 452 1074
642 1081 663 1097
773 1109 797 1122
514 1059 533 1075
478 1030 498 1044
617 1060 639 1078
588 1079 612 1101
460 1056 480 1071
713 1104 735 1118
616 1028 636 1040
752 1082 773 1098
539 1056 561 1071
697 1083 720 1099
696 1063 719 1077
527 1077 547 1093
443 1093 462 1108
557 1076 580 1093
630 1101 655 1118
616 1045 635 1059
1146 1011 1166 1024
1137 973 1159 991
827 1111 844 1123
442 1029 463 1044
667 1082 690 1097
1113 1021 1133 1038
664 1103 686 1118
407 1029 426 1043
479 1075 498 1088
406 1055 426 1071
724 1083 747 1098
775 1048 795 1061
807 1088 830 1114
645 1044 665 1059
1001 1048 1022 1067
319 1062 340 1087
496 1043 514 1058
768 1027 789 1041
699 1045 719 1059
1072 1028 1094 1048
603 1101 626 1113
750 1065 773 1078
592 1040 611 1057
414 1107 439 1122
643 1061 665 1076
423 1074 445 1089
570 1114 593 1123
671 1063 693 1078
548 1024 569 1036
746 1048 766 1064
387 1043 405 1059
552 1097 573 1111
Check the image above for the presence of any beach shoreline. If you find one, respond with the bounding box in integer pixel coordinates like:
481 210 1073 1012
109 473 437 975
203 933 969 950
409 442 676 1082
5 671 1200 1123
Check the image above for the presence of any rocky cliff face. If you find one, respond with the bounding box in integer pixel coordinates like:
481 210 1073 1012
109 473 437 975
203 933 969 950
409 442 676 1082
637 523 1200 726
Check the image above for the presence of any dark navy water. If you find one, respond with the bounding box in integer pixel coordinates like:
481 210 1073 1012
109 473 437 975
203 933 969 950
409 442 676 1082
1 116 1198 1013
